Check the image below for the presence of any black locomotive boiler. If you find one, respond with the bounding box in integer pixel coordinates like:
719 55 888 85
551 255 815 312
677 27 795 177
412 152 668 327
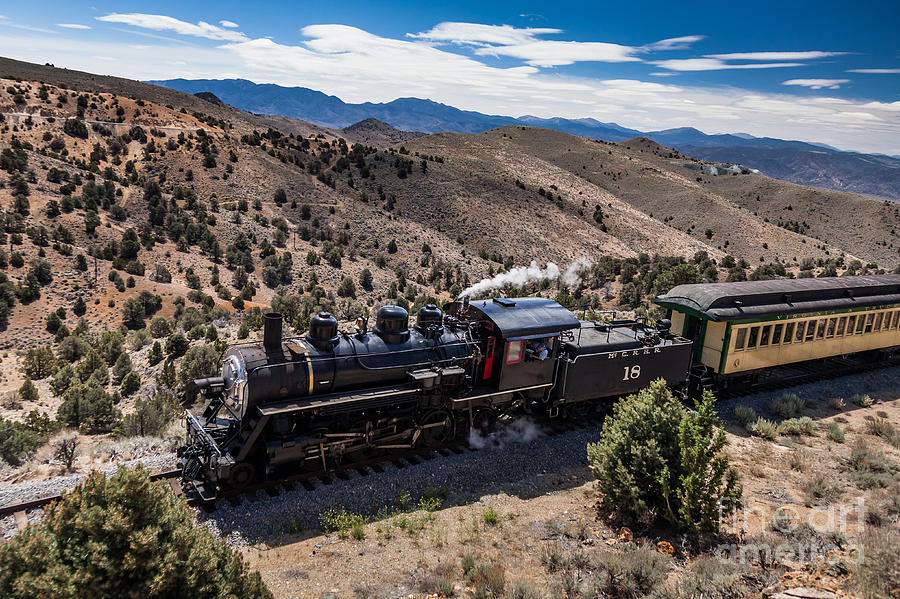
178 298 693 497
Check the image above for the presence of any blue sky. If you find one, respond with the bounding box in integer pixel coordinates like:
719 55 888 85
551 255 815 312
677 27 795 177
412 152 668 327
0 1 898 153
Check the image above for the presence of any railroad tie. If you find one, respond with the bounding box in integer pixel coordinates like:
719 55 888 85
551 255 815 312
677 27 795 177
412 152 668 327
167 479 184 496
13 511 28 533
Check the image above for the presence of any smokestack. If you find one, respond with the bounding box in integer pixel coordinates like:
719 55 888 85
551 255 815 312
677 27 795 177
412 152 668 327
263 312 283 352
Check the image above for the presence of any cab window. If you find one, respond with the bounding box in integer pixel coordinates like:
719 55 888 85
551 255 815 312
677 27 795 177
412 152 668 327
733 328 747 351
506 340 523 364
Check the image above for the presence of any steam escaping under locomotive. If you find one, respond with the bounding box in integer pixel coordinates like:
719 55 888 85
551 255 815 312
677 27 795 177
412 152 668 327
178 275 900 497
178 297 692 497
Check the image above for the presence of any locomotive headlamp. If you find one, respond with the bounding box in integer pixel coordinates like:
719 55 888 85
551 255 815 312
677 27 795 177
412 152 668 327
222 354 246 391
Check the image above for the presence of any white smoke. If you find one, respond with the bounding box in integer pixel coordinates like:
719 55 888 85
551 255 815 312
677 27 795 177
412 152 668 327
467 417 545 450
459 257 593 299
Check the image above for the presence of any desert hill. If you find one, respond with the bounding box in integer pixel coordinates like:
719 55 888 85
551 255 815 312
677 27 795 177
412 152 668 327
0 57 897 355
151 77 900 201
340 118 425 147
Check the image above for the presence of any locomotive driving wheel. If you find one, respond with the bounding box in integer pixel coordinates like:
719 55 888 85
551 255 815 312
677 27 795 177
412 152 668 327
417 410 455 447
228 461 257 487
471 407 498 436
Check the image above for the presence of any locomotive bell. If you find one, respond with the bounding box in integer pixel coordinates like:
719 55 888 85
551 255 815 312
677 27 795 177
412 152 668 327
308 311 339 349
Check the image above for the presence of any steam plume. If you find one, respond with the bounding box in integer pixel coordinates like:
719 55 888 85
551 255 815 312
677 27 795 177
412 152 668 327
468 417 544 450
458 257 592 299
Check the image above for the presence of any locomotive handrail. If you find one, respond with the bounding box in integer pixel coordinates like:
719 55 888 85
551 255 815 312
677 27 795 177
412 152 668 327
246 339 474 367
564 335 692 363
185 409 223 457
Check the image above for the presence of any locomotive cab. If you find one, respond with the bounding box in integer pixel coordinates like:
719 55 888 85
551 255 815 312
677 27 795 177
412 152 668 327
449 297 580 398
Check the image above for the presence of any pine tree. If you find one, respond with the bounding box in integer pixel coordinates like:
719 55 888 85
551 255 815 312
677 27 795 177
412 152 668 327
0 466 272 598
671 390 742 532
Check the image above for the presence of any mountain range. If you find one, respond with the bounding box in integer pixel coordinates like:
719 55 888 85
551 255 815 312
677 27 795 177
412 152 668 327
150 78 900 201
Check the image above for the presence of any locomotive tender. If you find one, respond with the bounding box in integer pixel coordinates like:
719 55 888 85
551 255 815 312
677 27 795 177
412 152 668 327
179 297 691 496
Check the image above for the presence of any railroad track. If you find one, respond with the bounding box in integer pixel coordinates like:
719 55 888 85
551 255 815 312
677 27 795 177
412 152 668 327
3 357 897 537
0 409 595 537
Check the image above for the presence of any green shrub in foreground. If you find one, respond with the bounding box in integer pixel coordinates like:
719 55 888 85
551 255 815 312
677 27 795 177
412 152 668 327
587 379 741 532
0 465 272 599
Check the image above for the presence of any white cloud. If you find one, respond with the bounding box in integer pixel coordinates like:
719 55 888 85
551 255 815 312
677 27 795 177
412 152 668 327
783 78 850 90
473 40 640 67
6 17 897 154
411 21 638 66
653 58 803 71
707 51 847 61
219 20 239 28
96 13 248 42
848 68 900 74
57 23 91 30
642 35 705 51
409 22 561 46
0 20 54 33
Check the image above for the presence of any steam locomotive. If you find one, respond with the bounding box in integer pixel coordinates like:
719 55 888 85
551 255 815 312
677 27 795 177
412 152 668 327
178 297 692 497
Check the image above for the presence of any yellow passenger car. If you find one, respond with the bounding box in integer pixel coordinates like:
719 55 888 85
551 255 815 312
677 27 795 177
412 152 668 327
654 275 900 386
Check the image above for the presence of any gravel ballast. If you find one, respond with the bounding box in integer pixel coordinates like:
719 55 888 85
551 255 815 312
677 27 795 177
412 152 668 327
2 366 898 545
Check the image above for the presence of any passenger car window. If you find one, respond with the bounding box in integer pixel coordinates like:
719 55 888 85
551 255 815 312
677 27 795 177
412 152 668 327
816 320 826 340
506 340 523 364
836 316 846 336
734 328 747 351
805 320 816 341
759 325 771 347
874 312 884 331
795 322 806 343
826 318 836 338
893 311 900 329
772 323 783 345
847 315 857 335
864 313 874 333
747 326 759 349
783 322 794 344
856 314 866 333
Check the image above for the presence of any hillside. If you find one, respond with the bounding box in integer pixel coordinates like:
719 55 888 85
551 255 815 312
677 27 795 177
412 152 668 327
0 57 897 481
150 77 900 201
